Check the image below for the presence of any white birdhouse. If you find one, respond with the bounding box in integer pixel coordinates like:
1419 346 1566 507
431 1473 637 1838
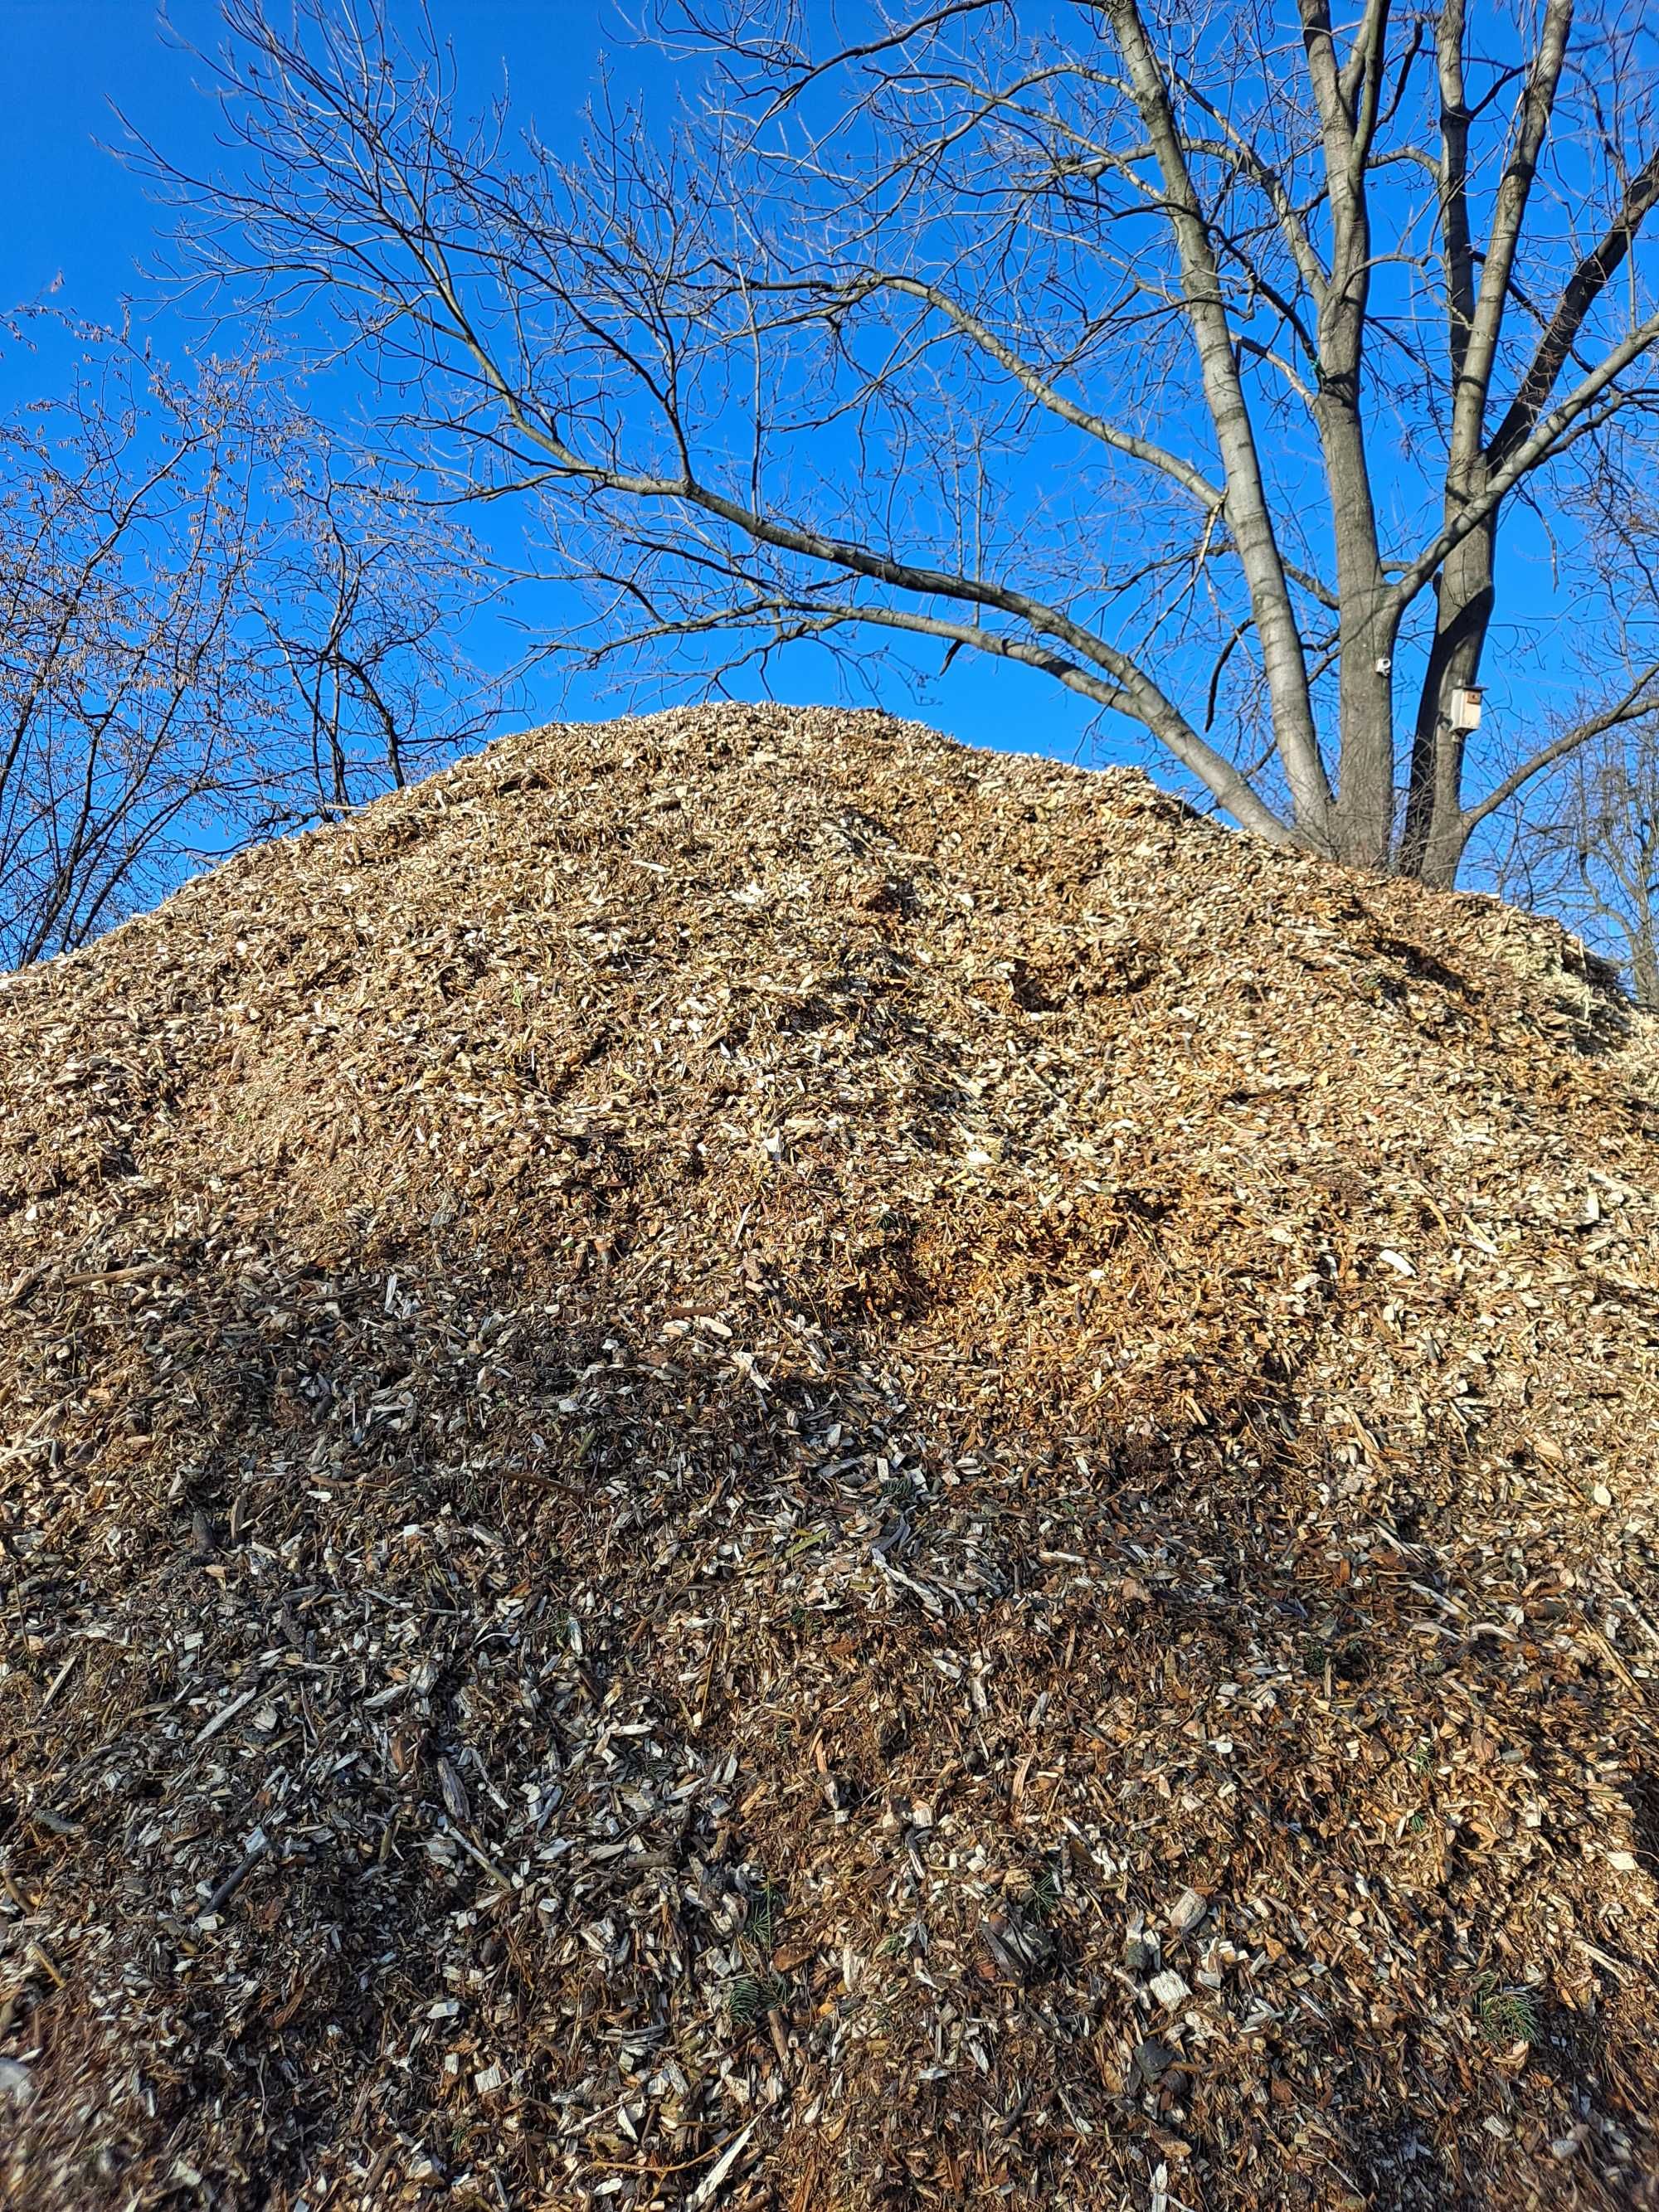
1448 686 1483 732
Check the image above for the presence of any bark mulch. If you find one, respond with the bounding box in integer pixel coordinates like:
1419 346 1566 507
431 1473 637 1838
1 704 1656 2212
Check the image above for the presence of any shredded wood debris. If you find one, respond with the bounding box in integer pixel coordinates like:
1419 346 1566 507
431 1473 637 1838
1 703 1657 2210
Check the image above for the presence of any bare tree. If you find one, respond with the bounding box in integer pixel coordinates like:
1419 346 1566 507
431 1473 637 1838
146 0 1659 883
0 344 265 965
1504 714 1659 1006
0 332 510 968
1496 454 1659 999
254 452 509 829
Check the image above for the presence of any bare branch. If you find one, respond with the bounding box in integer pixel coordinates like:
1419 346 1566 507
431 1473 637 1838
1489 146 1659 469
1392 309 1659 606
776 271 1226 509
1462 661 1659 836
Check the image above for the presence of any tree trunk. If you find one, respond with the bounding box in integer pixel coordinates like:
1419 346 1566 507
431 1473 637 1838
1632 921 1659 1012
1321 396 1397 872
1108 0 1334 855
1299 2 1399 873
1399 511 1495 885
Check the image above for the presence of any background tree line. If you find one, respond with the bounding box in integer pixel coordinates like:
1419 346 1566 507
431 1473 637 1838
6 0 1659 1008
0 323 507 965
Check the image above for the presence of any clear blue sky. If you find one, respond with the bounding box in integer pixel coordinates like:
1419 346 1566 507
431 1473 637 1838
2 3 623 336
0 0 1110 768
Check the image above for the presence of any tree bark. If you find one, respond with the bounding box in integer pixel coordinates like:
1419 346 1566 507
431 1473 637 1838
1301 0 1398 871
1402 0 1574 882
1108 0 1335 853
1399 514 1494 885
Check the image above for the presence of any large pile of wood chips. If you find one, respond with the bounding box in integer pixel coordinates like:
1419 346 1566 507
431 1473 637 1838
2 705 1657 2212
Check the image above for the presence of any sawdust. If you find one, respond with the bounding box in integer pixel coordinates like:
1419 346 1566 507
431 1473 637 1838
0 703 1656 2210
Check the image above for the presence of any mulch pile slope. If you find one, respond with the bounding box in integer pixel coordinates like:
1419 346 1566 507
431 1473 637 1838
1 705 1657 2212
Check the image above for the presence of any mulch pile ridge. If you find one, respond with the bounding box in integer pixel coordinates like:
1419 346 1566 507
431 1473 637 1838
1 703 1657 2212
